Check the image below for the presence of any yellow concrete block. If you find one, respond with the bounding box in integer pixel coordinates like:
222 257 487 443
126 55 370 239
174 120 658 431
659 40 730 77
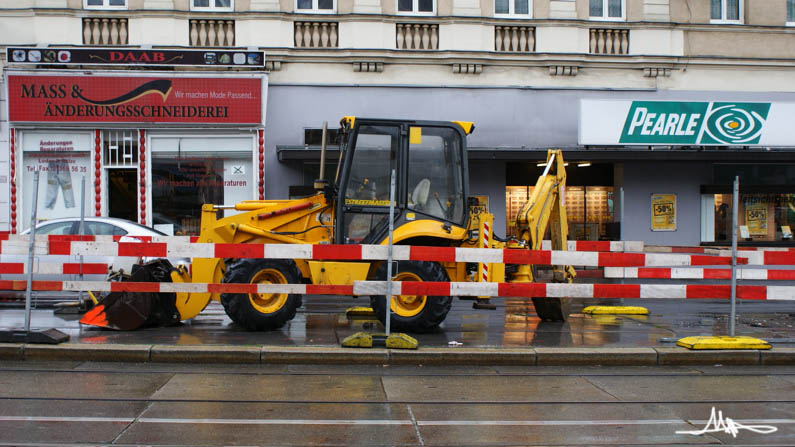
345 306 377 318
341 332 373 348
676 336 772 350
386 333 419 350
583 306 649 315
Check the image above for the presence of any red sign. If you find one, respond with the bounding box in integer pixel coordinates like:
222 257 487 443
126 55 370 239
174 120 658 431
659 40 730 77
8 74 263 124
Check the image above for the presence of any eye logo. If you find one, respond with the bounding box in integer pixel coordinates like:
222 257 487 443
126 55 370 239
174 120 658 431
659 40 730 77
702 103 771 145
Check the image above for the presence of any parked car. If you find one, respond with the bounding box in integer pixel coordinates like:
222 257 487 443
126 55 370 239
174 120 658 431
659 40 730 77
1 217 188 307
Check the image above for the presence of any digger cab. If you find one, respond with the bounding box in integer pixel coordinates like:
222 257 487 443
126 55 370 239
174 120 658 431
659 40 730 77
335 117 473 245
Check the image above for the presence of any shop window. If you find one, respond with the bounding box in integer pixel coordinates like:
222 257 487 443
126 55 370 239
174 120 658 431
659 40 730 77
21 131 93 227
191 0 233 11
150 136 253 236
704 193 795 243
296 0 336 12
710 0 742 23
398 0 435 15
505 185 614 240
495 0 531 17
589 0 624 20
84 0 127 9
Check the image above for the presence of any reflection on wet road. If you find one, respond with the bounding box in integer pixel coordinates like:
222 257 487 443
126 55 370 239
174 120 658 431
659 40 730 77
2 295 793 348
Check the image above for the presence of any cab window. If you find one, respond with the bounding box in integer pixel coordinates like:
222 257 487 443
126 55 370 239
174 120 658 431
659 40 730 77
407 126 465 223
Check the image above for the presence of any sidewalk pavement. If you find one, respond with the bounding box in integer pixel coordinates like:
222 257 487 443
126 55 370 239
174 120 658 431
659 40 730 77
1 296 794 366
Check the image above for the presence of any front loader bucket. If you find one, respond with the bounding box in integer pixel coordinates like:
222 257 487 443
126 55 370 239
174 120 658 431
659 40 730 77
80 259 180 331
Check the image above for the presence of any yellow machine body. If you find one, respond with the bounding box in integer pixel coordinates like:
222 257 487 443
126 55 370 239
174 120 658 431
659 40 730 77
89 117 574 332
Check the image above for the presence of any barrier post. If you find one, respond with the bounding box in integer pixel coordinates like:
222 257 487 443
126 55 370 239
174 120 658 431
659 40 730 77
0 170 69 344
730 175 739 336
385 168 396 337
619 187 624 241
78 176 86 305
23 170 40 331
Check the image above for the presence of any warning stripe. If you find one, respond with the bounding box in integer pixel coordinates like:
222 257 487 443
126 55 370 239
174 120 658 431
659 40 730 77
2 234 645 252
0 262 109 275
540 240 644 252
604 267 795 280
4 279 794 300
0 240 742 267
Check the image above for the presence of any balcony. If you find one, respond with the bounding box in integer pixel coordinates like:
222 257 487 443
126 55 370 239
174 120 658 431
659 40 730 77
83 18 128 45
589 28 629 55
189 19 235 47
494 25 534 52
294 21 338 48
396 23 438 50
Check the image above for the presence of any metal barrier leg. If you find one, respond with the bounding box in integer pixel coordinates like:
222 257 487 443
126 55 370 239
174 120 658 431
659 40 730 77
0 170 69 344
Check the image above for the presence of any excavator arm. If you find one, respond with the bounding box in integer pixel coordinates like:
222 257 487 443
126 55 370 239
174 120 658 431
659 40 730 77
510 149 576 320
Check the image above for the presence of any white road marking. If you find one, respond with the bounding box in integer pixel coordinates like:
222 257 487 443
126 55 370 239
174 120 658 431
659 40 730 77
0 416 791 427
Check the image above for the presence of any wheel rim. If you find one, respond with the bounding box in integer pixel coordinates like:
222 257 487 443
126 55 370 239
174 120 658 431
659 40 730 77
249 268 289 314
390 271 426 317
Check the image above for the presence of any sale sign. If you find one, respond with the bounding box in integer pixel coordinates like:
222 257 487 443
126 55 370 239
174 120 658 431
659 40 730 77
8 74 263 124
651 193 677 231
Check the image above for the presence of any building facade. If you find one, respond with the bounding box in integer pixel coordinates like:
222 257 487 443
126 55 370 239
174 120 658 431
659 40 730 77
2 0 795 246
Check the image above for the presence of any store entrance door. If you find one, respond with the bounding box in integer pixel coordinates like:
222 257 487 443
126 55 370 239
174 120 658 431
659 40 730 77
107 169 137 222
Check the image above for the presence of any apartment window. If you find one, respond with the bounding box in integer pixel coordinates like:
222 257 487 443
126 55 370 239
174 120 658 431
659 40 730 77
191 0 233 11
589 0 623 20
711 0 742 23
296 0 336 12
495 0 531 17
398 0 435 15
84 0 127 9
788 0 795 25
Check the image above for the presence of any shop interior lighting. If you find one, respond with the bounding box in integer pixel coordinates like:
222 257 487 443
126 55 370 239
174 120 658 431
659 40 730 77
577 162 591 167
536 162 569 167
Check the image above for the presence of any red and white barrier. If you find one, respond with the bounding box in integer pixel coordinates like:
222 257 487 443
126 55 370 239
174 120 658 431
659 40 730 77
0 262 108 275
2 279 794 301
605 267 795 280
540 240 644 252
0 239 742 267
1 234 645 253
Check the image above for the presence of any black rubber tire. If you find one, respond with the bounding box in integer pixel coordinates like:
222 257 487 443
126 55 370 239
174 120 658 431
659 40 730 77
532 297 571 322
220 259 302 331
370 260 452 333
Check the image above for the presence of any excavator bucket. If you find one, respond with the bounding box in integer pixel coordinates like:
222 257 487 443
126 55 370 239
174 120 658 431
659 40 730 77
80 259 181 331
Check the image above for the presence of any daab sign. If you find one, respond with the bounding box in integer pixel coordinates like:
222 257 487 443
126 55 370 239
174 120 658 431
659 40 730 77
579 100 792 146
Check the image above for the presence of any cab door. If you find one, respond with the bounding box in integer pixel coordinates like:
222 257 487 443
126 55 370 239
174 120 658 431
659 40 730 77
336 122 402 244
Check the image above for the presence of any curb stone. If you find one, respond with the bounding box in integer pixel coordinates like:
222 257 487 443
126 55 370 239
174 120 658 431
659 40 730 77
0 343 23 361
23 343 151 363
655 347 761 365
536 347 657 366
760 347 795 365
151 345 260 364
389 348 535 366
0 343 791 365
262 346 389 364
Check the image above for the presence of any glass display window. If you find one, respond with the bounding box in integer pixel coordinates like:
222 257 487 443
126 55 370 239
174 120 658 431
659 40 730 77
150 136 254 235
706 192 795 243
20 131 93 229
505 185 614 240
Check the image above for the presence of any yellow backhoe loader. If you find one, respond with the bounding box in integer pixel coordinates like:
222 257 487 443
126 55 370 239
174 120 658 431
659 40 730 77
82 117 575 332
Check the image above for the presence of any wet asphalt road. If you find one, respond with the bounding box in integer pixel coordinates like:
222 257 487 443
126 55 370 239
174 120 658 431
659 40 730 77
0 361 793 446
1 295 794 348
